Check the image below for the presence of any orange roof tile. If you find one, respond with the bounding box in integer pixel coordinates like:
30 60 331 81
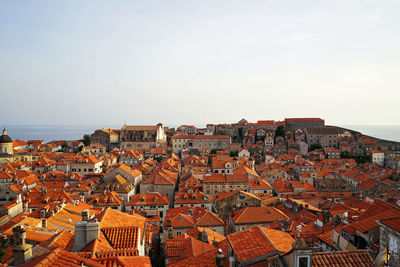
312 250 374 267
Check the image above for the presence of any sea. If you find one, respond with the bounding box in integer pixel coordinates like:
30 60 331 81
2 124 400 143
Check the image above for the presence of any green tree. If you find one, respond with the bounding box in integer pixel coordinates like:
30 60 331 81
81 134 91 146
310 143 322 151
275 126 284 137
210 148 221 154
0 236 10 263
238 128 244 138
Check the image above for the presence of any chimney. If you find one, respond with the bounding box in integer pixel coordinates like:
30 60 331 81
85 221 100 246
12 225 32 265
215 248 226 267
73 221 87 252
42 219 47 228
23 201 29 212
200 228 208 243
82 210 89 221
168 227 173 240
212 237 218 247
16 194 21 204
188 209 194 217
72 221 99 252
40 209 46 218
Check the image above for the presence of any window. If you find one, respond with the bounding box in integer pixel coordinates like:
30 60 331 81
299 257 309 267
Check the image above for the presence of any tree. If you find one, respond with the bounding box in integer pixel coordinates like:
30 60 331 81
81 134 91 146
310 143 322 151
210 148 221 155
238 128 244 138
275 126 284 137
0 236 9 263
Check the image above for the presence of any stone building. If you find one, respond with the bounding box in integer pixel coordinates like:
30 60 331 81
0 129 32 166
171 135 231 154
202 173 249 194
306 127 340 148
90 129 120 151
120 124 166 150
285 118 325 131
377 218 400 265
231 206 289 232
215 190 261 219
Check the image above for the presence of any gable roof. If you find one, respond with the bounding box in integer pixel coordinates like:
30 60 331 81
232 207 288 224
227 226 294 263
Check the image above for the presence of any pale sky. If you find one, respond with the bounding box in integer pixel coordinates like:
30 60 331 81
1 1 399 126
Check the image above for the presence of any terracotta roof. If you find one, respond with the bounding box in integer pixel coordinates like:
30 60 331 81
19 247 103 267
233 166 259 178
215 190 260 202
127 192 169 206
203 174 249 184
172 135 230 140
249 178 272 189
285 118 324 122
186 227 226 245
211 157 233 169
169 240 229 267
102 226 139 249
312 250 374 267
316 229 334 247
164 206 224 228
165 234 215 264
378 216 400 233
232 207 288 224
227 226 294 263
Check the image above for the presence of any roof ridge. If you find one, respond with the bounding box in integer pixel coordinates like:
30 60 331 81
257 226 281 254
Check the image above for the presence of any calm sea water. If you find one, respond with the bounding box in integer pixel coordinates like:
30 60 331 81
2 124 121 142
2 124 400 143
340 125 400 142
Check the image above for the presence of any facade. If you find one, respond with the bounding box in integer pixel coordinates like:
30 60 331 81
202 173 250 194
370 150 385 167
120 124 166 150
104 163 143 190
163 206 225 243
0 129 32 166
377 218 400 265
81 143 106 156
90 129 120 151
177 125 198 135
140 168 178 198
174 192 212 210
306 127 340 148
126 192 169 223
285 118 325 131
70 155 103 174
215 190 261 219
171 135 231 154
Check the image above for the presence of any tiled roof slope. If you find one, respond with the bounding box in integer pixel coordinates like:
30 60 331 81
232 207 288 224
19 247 103 267
227 226 294 263
312 250 374 267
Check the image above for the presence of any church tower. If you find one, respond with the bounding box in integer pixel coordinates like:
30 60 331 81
0 128 13 155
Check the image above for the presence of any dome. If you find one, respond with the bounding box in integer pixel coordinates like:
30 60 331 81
0 129 12 143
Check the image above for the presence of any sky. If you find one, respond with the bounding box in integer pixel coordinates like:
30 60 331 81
1 0 400 126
